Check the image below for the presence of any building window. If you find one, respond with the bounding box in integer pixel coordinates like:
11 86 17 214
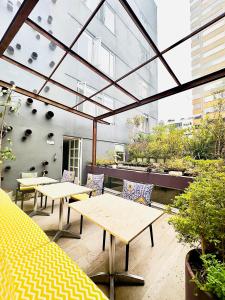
78 32 93 62
100 4 115 34
99 45 114 77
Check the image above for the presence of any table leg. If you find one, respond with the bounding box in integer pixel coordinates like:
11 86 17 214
28 191 50 217
90 234 144 300
45 198 80 242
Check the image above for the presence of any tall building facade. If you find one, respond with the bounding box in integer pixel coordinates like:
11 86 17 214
190 0 225 124
0 0 158 190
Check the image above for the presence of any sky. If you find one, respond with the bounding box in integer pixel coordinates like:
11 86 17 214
155 0 193 122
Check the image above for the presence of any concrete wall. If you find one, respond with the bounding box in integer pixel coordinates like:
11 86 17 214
2 94 131 191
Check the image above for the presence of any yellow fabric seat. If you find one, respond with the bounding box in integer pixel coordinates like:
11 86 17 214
0 202 50 264
71 193 90 201
11 242 108 300
19 185 36 191
0 189 108 300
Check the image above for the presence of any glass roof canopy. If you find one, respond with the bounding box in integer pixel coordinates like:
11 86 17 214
0 0 225 124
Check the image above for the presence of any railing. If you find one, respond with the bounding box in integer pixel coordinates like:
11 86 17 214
87 165 194 191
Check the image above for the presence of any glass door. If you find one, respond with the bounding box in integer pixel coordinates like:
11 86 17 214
68 138 82 184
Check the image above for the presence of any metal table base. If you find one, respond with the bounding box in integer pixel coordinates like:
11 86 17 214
28 191 50 217
91 235 144 300
44 197 80 242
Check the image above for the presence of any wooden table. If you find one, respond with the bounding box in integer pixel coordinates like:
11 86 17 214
16 177 58 217
35 182 92 242
69 193 163 300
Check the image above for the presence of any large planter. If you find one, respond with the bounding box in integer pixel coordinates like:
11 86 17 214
185 249 216 300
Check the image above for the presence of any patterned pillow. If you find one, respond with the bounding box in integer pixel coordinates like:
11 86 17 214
122 179 154 206
86 174 104 196
61 170 75 182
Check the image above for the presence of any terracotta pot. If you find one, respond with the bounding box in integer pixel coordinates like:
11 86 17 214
185 249 216 300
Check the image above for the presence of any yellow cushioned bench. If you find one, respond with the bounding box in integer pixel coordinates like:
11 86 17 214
0 189 108 300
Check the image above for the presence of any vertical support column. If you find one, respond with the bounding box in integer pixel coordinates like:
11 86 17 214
92 120 97 166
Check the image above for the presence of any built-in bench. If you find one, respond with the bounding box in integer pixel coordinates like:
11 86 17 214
0 189 108 300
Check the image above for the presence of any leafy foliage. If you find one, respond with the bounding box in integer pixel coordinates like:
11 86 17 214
194 255 225 299
168 168 225 258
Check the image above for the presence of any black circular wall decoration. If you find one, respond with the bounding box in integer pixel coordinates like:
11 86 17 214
49 42 56 51
7 126 13 132
45 111 54 119
9 80 15 85
25 129 32 136
16 43 21 50
21 136 27 142
32 109 37 114
42 161 49 166
49 61 55 68
48 133 54 138
28 58 33 64
33 89 38 94
37 16 42 22
47 15 53 24
4 166 11 171
26 98 33 105
52 0 57 4
31 52 38 60
42 170 48 176
7 46 14 55
30 166 35 171
44 86 50 93
36 34 40 40
48 30 53 35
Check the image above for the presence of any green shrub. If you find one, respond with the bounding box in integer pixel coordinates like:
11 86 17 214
194 255 225 299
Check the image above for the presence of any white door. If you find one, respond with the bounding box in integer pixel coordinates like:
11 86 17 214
68 138 82 184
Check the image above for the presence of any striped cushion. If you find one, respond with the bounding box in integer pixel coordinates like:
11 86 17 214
12 242 108 300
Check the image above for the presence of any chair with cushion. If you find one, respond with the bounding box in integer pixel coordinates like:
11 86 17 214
67 173 104 234
15 172 38 210
50 170 75 213
102 179 154 271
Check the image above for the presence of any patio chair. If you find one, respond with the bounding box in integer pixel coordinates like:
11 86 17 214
102 179 154 271
49 170 75 213
67 173 104 234
15 172 38 210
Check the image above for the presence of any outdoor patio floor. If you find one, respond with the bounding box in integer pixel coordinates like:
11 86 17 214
22 197 189 300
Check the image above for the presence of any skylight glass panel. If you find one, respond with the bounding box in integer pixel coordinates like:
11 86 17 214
73 0 155 80
0 58 45 92
29 0 101 46
92 85 135 110
133 0 225 51
3 23 65 76
39 82 80 107
117 58 177 100
51 54 109 96
0 0 24 39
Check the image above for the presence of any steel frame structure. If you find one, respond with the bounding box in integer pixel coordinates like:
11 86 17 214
0 0 225 163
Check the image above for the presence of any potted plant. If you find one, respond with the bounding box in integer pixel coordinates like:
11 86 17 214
168 166 225 300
